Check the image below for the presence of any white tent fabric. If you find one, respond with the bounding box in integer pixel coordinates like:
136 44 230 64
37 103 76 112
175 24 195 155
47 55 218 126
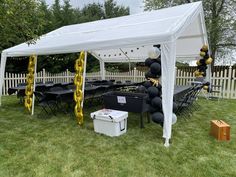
0 1 208 146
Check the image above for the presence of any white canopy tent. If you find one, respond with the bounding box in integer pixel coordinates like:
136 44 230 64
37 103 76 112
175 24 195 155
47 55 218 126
0 1 209 146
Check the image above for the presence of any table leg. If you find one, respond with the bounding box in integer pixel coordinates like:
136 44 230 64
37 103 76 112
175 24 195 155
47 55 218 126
147 112 150 123
140 113 144 128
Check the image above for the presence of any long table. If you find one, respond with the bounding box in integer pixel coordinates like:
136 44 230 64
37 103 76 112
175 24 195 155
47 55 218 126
8 83 55 95
174 85 192 101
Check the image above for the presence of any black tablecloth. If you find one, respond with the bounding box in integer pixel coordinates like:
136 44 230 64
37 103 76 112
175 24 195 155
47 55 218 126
8 86 26 95
174 85 192 101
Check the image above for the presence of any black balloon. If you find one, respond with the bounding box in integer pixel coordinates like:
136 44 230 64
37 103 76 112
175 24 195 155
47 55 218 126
145 58 155 67
151 97 162 109
156 83 162 91
150 63 161 76
145 71 157 79
149 105 159 113
147 86 160 98
136 85 146 93
199 59 206 65
198 65 207 72
151 112 164 125
155 57 161 65
146 97 151 104
143 81 152 89
203 54 209 60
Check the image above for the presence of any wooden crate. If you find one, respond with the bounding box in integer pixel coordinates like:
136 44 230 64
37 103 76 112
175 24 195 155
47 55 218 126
210 120 230 141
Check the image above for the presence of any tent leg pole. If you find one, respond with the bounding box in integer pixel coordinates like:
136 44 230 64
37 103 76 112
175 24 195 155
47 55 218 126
0 53 7 106
31 56 37 116
100 61 105 80
81 52 87 108
164 138 170 147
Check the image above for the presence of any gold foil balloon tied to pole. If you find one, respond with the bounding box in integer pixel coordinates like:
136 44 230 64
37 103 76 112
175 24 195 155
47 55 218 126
148 78 159 87
26 74 34 84
24 55 36 113
73 51 85 125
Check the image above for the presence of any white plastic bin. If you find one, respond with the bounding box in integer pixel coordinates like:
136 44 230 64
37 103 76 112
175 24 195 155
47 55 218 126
90 109 128 137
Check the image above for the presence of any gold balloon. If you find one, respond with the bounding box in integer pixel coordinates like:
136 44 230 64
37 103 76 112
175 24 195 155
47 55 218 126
194 70 200 77
200 51 206 57
73 51 85 125
196 60 201 66
203 85 208 90
201 45 208 52
205 57 213 65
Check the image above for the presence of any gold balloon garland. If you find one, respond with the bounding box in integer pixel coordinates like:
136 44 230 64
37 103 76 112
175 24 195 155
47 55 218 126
24 55 36 112
194 45 213 78
74 51 85 125
148 78 160 87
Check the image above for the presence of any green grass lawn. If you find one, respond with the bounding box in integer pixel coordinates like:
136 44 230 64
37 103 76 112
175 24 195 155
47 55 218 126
0 96 235 177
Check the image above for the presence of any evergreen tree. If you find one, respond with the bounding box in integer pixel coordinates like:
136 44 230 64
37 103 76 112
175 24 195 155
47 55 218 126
51 0 63 29
61 0 75 26
104 0 129 18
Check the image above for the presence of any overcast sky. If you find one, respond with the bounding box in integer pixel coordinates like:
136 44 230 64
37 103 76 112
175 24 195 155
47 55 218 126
45 0 144 14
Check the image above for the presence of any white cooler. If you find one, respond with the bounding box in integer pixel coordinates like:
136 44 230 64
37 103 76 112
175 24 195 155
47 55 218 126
90 109 128 137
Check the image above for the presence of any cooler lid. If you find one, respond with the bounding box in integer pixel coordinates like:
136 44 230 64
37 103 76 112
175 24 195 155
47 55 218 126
90 109 128 122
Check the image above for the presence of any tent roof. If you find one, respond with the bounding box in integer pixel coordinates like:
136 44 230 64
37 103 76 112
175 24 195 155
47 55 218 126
2 1 207 62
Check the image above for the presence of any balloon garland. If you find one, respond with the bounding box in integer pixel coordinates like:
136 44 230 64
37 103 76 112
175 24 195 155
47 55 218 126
194 45 213 92
24 55 36 112
144 46 177 127
74 51 85 125
194 45 213 78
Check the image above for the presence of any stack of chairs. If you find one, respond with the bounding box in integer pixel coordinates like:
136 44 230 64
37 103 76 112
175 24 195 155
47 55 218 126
175 85 203 117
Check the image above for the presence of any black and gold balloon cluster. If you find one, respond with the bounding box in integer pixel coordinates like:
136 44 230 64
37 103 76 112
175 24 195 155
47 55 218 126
143 55 177 126
73 52 85 125
24 55 36 112
194 45 213 78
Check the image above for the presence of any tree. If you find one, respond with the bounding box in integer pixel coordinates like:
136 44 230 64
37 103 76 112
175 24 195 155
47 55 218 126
1 0 131 73
144 0 236 66
79 3 105 23
0 0 44 52
38 0 53 34
51 0 63 29
61 0 76 26
104 0 129 18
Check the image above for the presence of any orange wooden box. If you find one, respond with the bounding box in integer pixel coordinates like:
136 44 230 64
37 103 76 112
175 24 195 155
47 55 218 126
210 120 230 141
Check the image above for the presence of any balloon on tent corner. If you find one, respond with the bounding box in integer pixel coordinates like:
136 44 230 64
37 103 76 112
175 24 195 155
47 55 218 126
172 113 177 125
148 47 161 59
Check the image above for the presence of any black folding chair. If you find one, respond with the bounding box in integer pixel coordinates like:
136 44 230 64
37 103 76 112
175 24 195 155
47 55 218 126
175 88 195 118
34 91 58 117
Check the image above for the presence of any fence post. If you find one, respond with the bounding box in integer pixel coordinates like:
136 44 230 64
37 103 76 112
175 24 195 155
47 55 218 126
66 69 69 83
134 67 137 82
104 68 106 80
42 68 46 83
227 66 232 98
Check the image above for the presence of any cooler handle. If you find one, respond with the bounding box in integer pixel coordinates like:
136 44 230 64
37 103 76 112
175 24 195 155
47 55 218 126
109 116 113 122
92 115 96 120
119 120 126 131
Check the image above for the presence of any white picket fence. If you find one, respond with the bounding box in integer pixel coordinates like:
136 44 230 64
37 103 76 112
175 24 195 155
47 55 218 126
3 67 236 99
